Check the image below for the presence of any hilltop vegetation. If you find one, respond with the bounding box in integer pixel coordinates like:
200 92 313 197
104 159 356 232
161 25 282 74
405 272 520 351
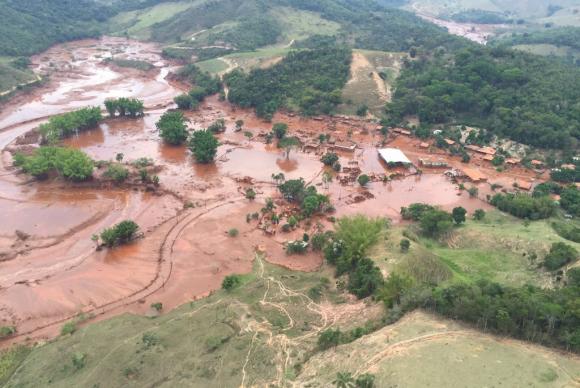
388 47 580 149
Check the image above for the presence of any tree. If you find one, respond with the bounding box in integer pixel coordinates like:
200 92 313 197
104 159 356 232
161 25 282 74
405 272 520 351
356 105 369 117
99 220 139 248
273 122 288 139
222 275 242 291
333 372 355 388
473 209 486 220
400 238 410 252
467 186 478 197
174 94 194 110
104 99 117 117
358 174 370 187
278 178 306 202
420 209 453 237
318 328 342 350
278 137 300 159
235 120 244 131
321 152 339 166
355 374 376 388
452 207 467 225
157 111 189 145
378 272 413 307
207 118 226 133
348 258 384 298
543 242 578 270
189 130 219 164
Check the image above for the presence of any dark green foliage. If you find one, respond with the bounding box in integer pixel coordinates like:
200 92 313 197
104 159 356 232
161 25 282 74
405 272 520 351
99 220 139 248
452 207 467 225
214 16 281 51
285 240 309 255
189 130 219 163
157 111 189 145
272 123 288 139
473 209 486 221
207 119 226 133
17 147 94 181
400 238 410 252
177 64 221 98
551 168 580 183
426 279 580 352
551 221 580 243
321 152 339 166
355 373 376 388
400 203 434 221
348 258 384 298
222 275 242 291
0 326 16 339
451 10 511 24
317 328 342 350
357 174 370 187
225 46 351 118
533 181 562 198
278 178 307 202
103 98 144 118
543 242 578 271
496 27 580 52
388 47 580 149
39 107 102 143
378 272 413 308
419 209 453 237
490 193 556 219
174 94 195 110
0 0 110 56
568 268 580 286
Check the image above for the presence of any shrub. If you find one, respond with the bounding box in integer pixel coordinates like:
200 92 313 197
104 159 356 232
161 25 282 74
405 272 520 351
400 203 434 221
72 353 87 370
245 188 256 200
0 326 16 339
228 228 239 237
320 152 339 166
473 209 486 220
348 257 384 298
105 164 129 183
419 209 453 237
452 207 467 225
222 275 242 291
157 111 189 145
358 174 370 187
61 321 76 336
99 220 139 248
174 94 194 110
318 328 342 350
400 238 410 252
189 130 219 163
150 302 163 312
543 242 578 270
272 123 288 139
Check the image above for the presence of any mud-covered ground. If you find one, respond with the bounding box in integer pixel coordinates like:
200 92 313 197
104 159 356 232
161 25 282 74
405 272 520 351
0 37 543 345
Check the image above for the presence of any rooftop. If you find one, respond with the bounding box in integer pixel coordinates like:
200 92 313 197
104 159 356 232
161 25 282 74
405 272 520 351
378 148 412 165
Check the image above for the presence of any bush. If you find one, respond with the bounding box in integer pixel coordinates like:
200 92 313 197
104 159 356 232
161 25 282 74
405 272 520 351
543 242 578 270
358 174 370 187
189 130 219 163
490 193 556 220
452 207 467 225
72 353 87 370
400 238 410 252
400 203 434 221
320 152 339 166
99 220 139 248
473 209 486 220
150 302 163 312
105 164 129 183
18 147 94 181
61 321 76 336
104 98 144 118
318 328 342 350
39 107 102 142
245 188 256 200
222 275 242 291
348 258 384 298
0 326 16 339
174 94 194 110
420 209 453 237
228 228 239 237
207 119 226 133
157 111 189 145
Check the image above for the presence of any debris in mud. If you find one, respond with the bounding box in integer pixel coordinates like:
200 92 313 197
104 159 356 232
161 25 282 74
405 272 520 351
15 230 30 241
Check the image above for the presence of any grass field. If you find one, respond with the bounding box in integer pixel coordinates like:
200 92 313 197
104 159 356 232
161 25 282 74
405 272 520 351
369 210 578 287
108 1 199 40
297 310 580 387
0 63 38 96
196 46 293 75
270 6 341 44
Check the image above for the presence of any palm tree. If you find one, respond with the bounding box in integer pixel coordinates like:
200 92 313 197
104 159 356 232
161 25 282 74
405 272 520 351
333 372 355 388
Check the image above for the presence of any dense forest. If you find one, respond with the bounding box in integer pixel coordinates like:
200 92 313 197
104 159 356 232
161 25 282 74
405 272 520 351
387 47 580 149
495 26 580 52
225 45 351 118
449 9 512 24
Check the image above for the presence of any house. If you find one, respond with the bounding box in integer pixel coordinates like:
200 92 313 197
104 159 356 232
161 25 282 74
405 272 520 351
506 158 521 165
465 145 496 156
419 142 429 149
331 142 357 152
531 160 544 167
483 154 494 161
378 148 413 167
393 127 411 136
515 180 532 191
444 138 456 146
561 164 576 170
462 167 487 182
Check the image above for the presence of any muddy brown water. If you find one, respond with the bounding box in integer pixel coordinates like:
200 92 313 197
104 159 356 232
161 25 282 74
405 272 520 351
0 37 505 345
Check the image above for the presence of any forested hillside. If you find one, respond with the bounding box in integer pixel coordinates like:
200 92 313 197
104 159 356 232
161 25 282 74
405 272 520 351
387 47 580 149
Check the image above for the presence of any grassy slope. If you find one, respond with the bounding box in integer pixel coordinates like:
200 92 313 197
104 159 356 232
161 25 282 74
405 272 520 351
0 63 37 96
297 310 580 387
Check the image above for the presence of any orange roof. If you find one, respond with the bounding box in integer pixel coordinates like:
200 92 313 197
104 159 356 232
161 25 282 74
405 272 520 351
516 180 532 191
462 167 487 182
506 158 520 164
444 138 455 145
479 147 496 155
561 164 575 170
531 160 543 165
483 155 494 161
420 142 429 148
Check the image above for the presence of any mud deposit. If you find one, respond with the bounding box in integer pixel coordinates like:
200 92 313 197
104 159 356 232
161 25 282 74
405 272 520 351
0 37 519 345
